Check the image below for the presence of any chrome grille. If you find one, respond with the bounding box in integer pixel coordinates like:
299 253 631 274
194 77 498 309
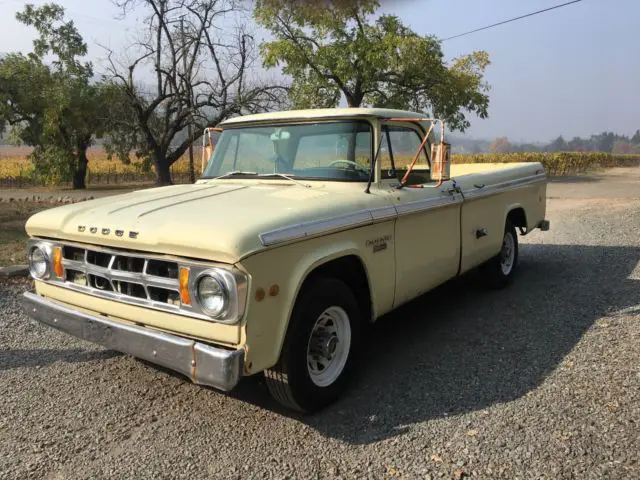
60 244 181 307
29 238 248 324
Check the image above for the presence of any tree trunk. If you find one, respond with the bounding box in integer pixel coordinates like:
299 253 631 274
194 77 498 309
154 156 173 186
187 125 195 183
346 92 364 108
72 147 89 190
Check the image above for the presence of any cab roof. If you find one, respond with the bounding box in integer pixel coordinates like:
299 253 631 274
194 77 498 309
218 108 428 127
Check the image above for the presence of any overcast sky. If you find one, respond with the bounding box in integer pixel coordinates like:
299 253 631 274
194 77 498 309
1 0 638 142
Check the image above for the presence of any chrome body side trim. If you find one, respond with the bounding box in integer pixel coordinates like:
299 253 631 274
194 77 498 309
258 174 544 247
370 206 398 222
259 194 464 247
259 210 374 247
21 291 244 391
462 173 547 200
395 194 463 216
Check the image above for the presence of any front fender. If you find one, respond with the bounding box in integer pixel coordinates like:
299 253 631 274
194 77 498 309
236 222 395 374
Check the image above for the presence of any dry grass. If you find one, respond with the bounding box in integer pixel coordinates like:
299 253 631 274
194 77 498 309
0 146 196 182
2 146 640 187
0 202 51 267
452 152 640 175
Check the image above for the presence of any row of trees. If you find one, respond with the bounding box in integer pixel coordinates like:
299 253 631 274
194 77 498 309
0 0 491 188
546 132 640 154
488 131 640 154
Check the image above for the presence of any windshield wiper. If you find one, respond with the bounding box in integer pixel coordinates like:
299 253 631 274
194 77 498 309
210 170 258 180
257 173 311 188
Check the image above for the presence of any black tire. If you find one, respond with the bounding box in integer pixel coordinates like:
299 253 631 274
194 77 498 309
264 277 362 413
479 219 519 289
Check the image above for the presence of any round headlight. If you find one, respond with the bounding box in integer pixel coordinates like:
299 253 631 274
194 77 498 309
29 246 50 279
196 275 228 317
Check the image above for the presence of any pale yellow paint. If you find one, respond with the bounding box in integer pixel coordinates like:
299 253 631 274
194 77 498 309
25 181 389 264
35 281 241 345
390 191 461 306
218 107 432 127
451 163 540 175
238 221 395 374
452 162 547 272
25 109 549 379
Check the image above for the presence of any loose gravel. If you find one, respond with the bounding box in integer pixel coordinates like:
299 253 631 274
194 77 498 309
1 169 639 479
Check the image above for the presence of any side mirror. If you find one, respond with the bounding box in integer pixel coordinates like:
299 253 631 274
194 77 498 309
202 127 222 174
430 142 451 181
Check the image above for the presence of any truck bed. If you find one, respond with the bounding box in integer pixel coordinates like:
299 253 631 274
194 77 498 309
451 161 545 181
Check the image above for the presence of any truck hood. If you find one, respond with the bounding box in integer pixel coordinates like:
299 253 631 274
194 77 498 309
26 181 385 264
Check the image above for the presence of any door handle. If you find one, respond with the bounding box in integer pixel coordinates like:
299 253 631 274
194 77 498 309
441 180 461 196
475 228 488 239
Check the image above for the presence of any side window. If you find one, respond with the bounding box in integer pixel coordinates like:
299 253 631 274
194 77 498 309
380 126 429 178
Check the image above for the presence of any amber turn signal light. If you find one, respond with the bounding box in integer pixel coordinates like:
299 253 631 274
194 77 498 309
179 267 191 305
52 246 64 278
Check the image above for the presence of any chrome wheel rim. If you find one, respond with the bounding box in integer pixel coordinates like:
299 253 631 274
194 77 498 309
306 306 351 387
500 231 515 275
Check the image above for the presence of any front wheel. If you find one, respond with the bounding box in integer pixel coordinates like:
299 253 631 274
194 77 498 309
479 219 519 289
264 277 361 413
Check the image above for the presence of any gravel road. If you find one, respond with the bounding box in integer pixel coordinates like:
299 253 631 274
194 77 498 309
1 168 639 479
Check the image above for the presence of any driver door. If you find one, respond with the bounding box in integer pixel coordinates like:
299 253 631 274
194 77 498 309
379 124 462 307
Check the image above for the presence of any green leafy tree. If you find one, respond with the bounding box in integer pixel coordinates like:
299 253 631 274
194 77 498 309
567 136 586 152
592 132 615 153
520 143 540 153
489 137 511 153
0 3 111 189
254 0 490 132
547 135 568 152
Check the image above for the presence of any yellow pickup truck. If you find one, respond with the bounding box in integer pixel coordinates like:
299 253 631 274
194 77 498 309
21 108 549 412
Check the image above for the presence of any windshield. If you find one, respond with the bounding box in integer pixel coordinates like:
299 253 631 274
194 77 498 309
201 120 372 181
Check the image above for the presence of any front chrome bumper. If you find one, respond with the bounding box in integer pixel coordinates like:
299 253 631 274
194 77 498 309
21 291 244 391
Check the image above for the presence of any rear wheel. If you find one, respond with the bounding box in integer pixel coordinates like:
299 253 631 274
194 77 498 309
264 277 361 413
480 219 519 288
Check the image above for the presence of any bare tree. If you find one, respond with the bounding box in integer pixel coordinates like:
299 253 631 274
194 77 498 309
103 0 287 185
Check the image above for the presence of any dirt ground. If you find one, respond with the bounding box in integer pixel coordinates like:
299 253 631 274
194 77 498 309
1 167 638 479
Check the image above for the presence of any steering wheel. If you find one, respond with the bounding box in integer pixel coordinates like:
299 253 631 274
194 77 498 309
328 159 369 173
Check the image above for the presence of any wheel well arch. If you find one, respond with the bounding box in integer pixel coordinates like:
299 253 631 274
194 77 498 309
300 254 373 324
507 206 527 230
